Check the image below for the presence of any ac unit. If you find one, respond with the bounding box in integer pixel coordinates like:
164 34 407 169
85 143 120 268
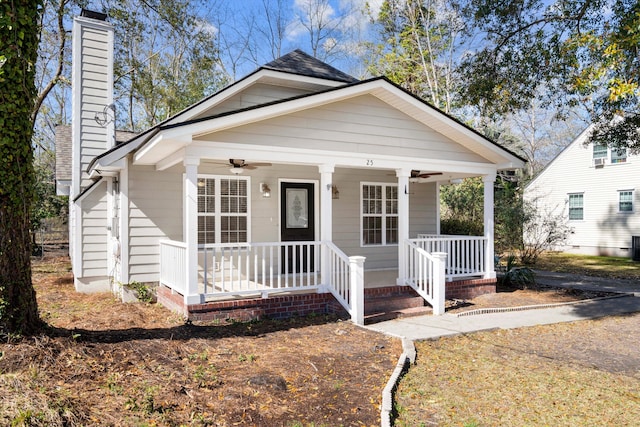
594 158 605 167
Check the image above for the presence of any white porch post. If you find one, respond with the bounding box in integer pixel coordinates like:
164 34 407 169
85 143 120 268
184 157 201 304
483 173 496 279
431 252 447 315
319 164 334 292
396 169 410 285
349 255 366 325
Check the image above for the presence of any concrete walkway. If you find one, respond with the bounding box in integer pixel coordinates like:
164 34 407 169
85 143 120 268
366 272 640 340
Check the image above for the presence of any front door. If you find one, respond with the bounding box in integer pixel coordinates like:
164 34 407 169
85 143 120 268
280 182 315 273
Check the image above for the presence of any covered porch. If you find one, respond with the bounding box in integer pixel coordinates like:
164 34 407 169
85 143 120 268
97 74 524 324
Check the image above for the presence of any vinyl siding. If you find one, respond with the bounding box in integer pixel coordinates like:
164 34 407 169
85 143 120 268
127 164 183 283
525 135 640 256
198 95 488 163
80 180 108 277
77 24 112 191
195 83 317 119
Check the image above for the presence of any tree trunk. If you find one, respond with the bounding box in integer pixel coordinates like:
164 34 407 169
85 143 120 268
0 0 43 335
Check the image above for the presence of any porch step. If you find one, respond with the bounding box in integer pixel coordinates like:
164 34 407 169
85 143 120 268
364 294 432 325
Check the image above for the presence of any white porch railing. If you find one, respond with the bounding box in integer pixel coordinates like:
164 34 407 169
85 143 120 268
415 234 486 279
325 242 364 325
405 240 446 315
159 240 187 295
199 241 322 297
159 240 366 325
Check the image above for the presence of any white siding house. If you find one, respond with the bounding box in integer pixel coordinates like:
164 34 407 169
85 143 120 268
524 125 640 258
57 10 525 323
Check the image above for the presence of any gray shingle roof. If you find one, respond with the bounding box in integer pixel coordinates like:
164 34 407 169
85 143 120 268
262 49 358 83
55 124 72 181
55 124 138 181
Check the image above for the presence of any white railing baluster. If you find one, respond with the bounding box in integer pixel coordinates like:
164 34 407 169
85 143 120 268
160 240 362 317
414 234 487 280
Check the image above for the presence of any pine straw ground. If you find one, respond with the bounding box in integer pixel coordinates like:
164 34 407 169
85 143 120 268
0 257 401 426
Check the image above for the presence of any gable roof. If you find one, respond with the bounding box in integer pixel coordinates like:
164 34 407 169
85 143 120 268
262 49 358 83
87 50 526 174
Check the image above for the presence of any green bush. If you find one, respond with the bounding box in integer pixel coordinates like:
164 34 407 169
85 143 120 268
500 254 536 289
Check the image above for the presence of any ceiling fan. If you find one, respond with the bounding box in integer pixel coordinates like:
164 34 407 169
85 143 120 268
389 170 444 180
213 159 272 174
411 170 443 179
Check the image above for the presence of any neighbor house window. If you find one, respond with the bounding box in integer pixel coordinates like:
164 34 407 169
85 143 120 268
197 176 249 244
593 144 607 159
611 148 627 164
568 193 584 220
619 190 633 212
361 183 398 245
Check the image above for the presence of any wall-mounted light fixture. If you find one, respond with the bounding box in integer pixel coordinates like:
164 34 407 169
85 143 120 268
260 182 271 198
332 185 339 199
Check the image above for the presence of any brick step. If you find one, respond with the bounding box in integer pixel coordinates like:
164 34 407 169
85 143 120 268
365 294 425 315
364 305 433 325
364 294 431 325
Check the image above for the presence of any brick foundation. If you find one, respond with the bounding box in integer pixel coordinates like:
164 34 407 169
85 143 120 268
157 286 349 322
156 278 496 322
446 277 496 300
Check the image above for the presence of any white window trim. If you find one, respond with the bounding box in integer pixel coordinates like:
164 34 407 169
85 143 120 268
196 174 251 245
567 192 584 221
618 189 634 213
360 182 399 247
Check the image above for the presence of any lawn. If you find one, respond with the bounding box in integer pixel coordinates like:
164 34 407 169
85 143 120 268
394 253 640 426
532 252 640 279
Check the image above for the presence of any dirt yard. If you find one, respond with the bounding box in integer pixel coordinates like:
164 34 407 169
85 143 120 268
1 257 401 426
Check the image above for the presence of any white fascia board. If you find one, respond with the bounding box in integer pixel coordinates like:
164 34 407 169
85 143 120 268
164 69 346 126
134 133 191 165
133 133 164 164
89 158 126 178
185 141 498 176
87 129 158 175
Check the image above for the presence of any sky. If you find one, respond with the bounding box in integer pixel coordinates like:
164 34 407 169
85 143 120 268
196 0 385 78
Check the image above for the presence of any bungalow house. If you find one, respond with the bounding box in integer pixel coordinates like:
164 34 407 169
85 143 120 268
524 125 640 259
56 10 525 325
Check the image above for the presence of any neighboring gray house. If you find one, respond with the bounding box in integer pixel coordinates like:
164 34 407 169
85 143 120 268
57 10 525 324
524 125 640 258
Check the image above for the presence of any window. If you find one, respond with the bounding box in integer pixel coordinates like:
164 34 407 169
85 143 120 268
568 193 584 220
197 176 248 244
619 190 634 212
593 144 607 159
362 183 398 245
611 148 627 164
